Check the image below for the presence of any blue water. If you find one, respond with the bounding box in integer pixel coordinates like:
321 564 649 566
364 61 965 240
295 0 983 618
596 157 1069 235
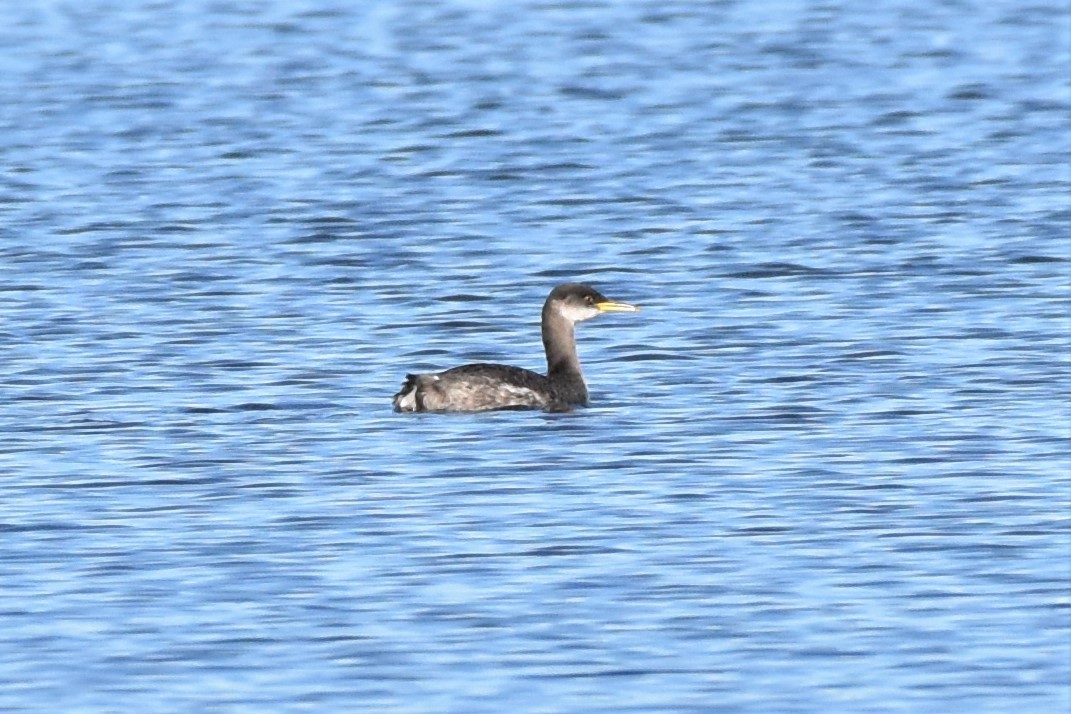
2 1 1069 712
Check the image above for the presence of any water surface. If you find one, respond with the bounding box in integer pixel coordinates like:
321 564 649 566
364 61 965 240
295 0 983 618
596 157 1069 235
1 1 1069 712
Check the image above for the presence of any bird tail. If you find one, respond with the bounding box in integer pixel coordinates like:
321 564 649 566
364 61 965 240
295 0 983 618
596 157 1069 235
392 374 421 412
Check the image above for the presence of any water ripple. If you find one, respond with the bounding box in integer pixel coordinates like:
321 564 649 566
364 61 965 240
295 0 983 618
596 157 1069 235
1 1 1068 713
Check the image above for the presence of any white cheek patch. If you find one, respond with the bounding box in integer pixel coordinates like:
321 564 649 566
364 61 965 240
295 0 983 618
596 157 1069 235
559 303 599 323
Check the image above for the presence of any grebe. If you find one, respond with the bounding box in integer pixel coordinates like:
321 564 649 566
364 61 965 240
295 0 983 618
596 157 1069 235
392 283 639 412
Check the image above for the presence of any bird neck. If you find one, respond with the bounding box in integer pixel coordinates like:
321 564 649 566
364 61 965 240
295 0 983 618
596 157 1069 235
542 306 584 380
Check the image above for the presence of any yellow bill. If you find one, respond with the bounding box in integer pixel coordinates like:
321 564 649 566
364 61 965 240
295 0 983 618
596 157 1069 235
596 300 640 313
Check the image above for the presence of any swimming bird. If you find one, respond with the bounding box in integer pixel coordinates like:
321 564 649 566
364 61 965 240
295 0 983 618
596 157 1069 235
392 283 639 413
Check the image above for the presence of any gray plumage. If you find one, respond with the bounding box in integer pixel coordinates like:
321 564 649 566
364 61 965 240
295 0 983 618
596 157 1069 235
392 283 639 413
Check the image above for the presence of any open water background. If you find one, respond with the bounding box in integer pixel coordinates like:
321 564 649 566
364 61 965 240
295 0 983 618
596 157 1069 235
1 1 1069 712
